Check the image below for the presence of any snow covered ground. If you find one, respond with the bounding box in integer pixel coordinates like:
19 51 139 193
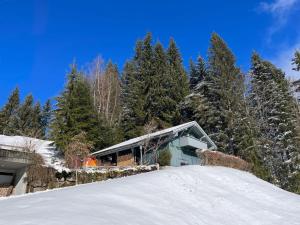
0 166 299 225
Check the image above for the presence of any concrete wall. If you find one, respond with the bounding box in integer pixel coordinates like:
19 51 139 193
13 167 27 195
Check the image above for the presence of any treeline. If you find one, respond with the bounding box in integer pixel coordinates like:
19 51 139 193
1 32 300 193
0 89 51 139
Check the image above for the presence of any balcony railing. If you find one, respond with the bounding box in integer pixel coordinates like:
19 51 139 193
179 136 208 149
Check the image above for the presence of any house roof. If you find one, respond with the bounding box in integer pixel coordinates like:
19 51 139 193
91 121 217 157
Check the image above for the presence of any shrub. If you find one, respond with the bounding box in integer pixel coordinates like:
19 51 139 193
197 149 252 171
158 149 171 166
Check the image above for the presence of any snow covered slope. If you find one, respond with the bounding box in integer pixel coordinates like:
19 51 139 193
0 166 299 225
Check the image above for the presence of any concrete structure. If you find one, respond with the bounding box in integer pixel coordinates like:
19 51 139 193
91 121 217 167
0 135 65 196
0 147 31 196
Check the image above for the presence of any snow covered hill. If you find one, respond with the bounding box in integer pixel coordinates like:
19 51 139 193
0 166 299 225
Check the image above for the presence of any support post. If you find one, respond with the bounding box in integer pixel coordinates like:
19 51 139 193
140 146 143 165
75 156 78 186
116 152 119 166
131 148 135 165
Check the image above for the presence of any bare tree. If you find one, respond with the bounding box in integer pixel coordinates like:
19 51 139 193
88 56 121 126
141 120 172 164
64 132 93 169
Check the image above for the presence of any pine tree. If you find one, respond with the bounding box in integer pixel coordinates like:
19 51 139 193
166 38 189 124
51 64 108 151
189 56 206 90
147 42 166 122
14 94 34 136
30 102 44 138
140 33 155 123
0 88 51 138
180 56 210 125
121 33 189 139
149 42 176 125
0 87 20 135
121 60 145 139
249 53 300 189
202 33 248 155
180 35 269 179
41 100 52 138
121 34 154 139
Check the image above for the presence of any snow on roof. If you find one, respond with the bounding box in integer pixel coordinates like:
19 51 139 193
0 135 67 172
91 121 217 156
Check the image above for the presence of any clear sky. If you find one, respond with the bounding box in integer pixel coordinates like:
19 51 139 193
0 0 300 106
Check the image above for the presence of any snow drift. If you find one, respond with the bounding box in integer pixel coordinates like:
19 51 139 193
0 166 299 225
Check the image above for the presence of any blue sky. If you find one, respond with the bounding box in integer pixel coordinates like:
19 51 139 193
0 0 299 106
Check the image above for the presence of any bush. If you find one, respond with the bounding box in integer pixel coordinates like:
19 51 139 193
158 149 171 166
197 149 252 171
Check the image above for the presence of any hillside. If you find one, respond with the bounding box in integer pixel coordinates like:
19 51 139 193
0 166 299 225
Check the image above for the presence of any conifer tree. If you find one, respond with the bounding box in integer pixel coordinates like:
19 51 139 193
0 87 20 135
189 56 206 90
41 100 52 138
30 102 43 138
14 94 34 136
149 42 177 125
121 34 154 138
180 55 210 125
166 38 189 124
121 60 145 139
121 33 189 139
0 89 51 138
140 33 155 123
249 53 300 189
181 35 268 179
51 64 108 151
203 33 248 155
147 42 166 122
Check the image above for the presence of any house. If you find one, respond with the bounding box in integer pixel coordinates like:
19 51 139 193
0 135 65 196
91 121 217 167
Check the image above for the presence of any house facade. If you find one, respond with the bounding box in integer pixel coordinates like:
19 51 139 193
91 121 217 167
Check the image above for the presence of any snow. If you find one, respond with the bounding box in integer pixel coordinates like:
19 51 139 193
0 166 299 225
0 135 67 171
92 121 217 156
